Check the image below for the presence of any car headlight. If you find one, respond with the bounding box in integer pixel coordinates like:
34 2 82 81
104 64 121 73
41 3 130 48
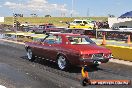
103 53 113 58
81 54 93 59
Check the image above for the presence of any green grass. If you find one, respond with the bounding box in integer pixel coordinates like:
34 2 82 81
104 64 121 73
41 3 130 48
1 17 108 27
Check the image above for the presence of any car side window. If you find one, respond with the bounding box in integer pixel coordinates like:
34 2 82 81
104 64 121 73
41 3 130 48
76 21 82 24
83 21 88 24
44 35 62 44
55 36 62 44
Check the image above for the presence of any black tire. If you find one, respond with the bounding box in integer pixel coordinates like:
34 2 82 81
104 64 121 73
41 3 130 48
89 27 92 29
81 78 91 86
32 30 35 33
43 31 46 34
57 55 70 70
27 48 35 62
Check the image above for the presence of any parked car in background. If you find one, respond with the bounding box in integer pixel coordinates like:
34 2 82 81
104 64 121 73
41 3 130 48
67 28 96 38
96 21 109 29
25 33 113 70
31 23 65 33
68 19 95 29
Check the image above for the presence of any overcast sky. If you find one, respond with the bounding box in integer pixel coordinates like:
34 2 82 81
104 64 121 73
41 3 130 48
0 0 132 17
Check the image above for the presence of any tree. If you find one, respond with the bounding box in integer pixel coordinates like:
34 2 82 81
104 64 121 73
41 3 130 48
45 15 51 17
108 14 115 17
30 14 38 17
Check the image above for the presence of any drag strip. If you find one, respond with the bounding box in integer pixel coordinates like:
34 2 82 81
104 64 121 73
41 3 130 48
0 41 132 88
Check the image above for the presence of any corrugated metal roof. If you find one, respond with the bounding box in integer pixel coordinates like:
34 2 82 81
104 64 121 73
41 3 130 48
119 11 132 18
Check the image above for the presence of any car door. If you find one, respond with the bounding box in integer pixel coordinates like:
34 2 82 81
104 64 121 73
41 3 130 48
41 35 62 61
80 21 87 28
31 38 45 57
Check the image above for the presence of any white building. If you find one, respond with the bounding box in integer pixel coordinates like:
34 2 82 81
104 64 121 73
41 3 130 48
108 17 132 28
108 11 132 29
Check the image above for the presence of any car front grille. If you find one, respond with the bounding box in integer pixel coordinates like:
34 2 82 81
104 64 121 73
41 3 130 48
92 53 103 58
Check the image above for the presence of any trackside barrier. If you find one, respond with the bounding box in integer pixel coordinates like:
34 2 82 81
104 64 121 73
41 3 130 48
3 32 41 42
97 29 132 41
103 45 132 61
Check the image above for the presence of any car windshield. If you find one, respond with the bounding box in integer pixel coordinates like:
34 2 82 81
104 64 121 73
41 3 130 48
66 35 95 45
73 21 82 24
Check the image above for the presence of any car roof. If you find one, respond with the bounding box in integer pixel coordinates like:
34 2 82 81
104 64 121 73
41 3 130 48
39 23 54 26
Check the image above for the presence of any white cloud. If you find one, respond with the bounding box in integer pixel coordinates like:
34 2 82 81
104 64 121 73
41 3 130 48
4 0 68 14
70 10 79 16
4 2 17 9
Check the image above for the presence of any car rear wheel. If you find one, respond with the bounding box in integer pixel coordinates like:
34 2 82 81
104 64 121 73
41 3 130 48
89 27 92 29
43 31 46 34
27 48 35 62
57 55 70 70
90 64 99 68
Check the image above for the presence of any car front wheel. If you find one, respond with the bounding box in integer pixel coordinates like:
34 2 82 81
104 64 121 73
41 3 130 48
27 48 35 62
57 55 70 70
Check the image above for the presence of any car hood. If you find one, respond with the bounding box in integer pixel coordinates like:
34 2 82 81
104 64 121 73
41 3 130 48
66 44 111 54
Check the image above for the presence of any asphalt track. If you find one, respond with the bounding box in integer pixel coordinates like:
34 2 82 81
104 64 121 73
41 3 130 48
0 41 132 88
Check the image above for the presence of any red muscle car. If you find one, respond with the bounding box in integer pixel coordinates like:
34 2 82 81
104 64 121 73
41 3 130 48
25 33 113 70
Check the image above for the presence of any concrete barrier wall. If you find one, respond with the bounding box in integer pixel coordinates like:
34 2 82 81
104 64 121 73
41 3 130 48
104 45 132 61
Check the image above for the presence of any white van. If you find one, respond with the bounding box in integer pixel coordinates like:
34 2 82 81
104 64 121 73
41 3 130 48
69 19 94 29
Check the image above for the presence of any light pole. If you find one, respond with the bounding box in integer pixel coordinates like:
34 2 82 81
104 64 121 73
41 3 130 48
87 8 89 17
71 0 74 17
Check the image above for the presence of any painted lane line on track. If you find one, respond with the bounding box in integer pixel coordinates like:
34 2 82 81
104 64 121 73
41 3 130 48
110 58 132 66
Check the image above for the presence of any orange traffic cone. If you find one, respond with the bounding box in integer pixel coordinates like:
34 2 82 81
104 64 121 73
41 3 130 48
126 35 131 44
81 67 91 86
81 67 89 78
101 35 106 45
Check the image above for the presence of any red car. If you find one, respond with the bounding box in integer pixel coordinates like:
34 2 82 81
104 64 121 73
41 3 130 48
25 33 112 70
31 24 65 33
